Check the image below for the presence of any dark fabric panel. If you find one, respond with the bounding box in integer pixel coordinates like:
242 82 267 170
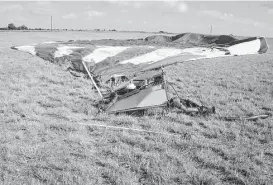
258 37 269 54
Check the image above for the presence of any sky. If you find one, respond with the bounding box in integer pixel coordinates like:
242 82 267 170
0 1 273 37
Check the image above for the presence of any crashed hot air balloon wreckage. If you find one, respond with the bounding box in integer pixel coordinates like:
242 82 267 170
12 33 272 120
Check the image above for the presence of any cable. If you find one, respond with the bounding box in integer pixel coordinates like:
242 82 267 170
166 81 181 99
220 113 272 121
72 122 181 137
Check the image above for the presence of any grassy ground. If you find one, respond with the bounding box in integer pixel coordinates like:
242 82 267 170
0 31 165 48
1 39 273 185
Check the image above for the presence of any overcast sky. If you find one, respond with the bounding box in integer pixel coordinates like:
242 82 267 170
0 1 273 37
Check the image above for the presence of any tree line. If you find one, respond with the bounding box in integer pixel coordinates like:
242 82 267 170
0 24 118 31
0 23 161 33
0 23 28 30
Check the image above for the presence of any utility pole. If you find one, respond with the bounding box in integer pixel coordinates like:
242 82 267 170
51 16 52 32
210 25 212 35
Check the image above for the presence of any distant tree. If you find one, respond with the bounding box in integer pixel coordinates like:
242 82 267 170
8 23 16 30
18 25 28 30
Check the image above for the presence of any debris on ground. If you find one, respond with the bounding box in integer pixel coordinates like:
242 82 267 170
10 32 271 120
92 67 216 117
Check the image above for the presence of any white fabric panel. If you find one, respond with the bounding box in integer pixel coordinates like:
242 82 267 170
228 39 261 55
120 48 183 65
82 46 129 63
15 45 36 55
54 46 84 58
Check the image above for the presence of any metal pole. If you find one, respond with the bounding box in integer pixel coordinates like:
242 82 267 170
51 16 52 32
161 65 169 100
210 25 212 35
82 61 103 99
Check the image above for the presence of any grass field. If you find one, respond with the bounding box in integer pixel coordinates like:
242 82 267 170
0 32 273 185
0 31 170 48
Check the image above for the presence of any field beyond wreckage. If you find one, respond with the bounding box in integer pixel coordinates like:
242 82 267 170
0 31 273 185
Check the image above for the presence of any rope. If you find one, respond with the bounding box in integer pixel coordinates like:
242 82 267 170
166 81 180 99
220 113 272 121
73 122 181 137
